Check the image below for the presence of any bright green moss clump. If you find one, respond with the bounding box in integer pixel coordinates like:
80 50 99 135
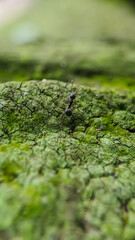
0 80 135 240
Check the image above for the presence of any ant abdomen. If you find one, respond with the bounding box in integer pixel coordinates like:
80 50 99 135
65 108 72 116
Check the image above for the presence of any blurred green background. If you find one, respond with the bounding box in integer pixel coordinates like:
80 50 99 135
0 0 135 90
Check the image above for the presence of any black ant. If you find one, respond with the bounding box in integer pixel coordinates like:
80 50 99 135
65 80 77 116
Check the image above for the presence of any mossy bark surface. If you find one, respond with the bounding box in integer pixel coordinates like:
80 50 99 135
0 80 135 240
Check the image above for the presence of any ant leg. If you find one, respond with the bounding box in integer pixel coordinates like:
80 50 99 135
59 111 66 130
71 79 74 89
75 85 81 96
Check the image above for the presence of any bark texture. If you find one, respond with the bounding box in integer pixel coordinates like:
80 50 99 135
0 80 135 240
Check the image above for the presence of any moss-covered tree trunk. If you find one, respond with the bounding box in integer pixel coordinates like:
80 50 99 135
0 80 135 240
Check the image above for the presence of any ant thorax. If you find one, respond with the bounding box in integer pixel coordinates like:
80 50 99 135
70 93 76 100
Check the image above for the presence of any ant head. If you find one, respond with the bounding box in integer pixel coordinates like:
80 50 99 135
65 108 72 116
70 93 76 100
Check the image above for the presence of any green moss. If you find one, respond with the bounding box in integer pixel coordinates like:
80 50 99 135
0 80 135 239
1 44 135 89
